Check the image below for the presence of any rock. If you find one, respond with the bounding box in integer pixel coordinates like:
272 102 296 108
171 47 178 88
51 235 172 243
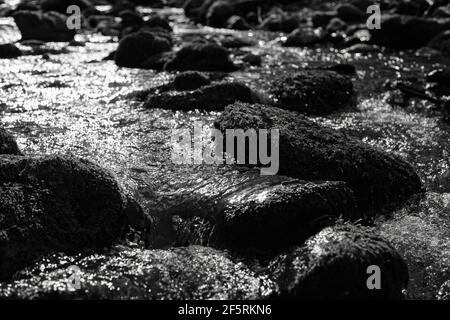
0 43 22 59
40 0 92 14
0 246 274 299
269 70 356 115
143 15 172 32
119 10 143 28
326 17 347 32
114 30 172 69
242 53 261 66
283 27 325 47
345 43 381 53
0 155 142 281
427 68 450 86
322 63 357 76
215 103 423 213
144 82 263 111
173 71 211 91
13 10 76 42
336 3 364 22
206 0 233 28
415 46 442 58
219 35 255 48
142 166 357 251
369 15 442 49
428 30 450 57
311 11 337 27
267 224 408 299
431 4 450 18
164 42 237 72
0 128 21 155
226 15 250 30
259 14 299 33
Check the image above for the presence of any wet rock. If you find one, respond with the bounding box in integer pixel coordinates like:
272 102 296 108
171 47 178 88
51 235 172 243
369 15 442 49
119 10 143 28
336 3 364 22
219 35 255 48
0 246 274 299
215 103 423 213
0 128 21 155
283 27 325 47
114 30 172 69
267 224 408 299
144 82 263 111
345 43 381 53
326 17 347 32
322 63 357 76
13 10 76 42
242 53 261 66
0 43 22 59
428 30 450 57
226 15 250 30
143 167 357 251
143 15 172 32
164 42 238 72
431 4 450 18
259 14 299 33
206 0 233 28
40 0 92 14
427 68 450 86
312 11 337 27
0 155 141 281
269 70 356 115
173 71 211 91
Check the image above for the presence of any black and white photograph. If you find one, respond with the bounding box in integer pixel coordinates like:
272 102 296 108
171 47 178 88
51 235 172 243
0 0 448 308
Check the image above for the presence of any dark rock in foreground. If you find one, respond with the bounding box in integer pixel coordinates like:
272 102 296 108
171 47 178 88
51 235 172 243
215 103 423 213
267 224 408 299
164 42 238 72
13 10 76 42
144 82 264 111
115 30 172 68
0 128 21 155
0 246 274 299
0 155 142 281
269 70 356 115
0 43 22 59
141 167 357 252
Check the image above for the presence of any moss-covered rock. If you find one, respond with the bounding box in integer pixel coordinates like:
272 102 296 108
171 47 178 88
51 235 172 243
267 224 408 299
269 70 356 115
0 155 142 281
215 103 423 213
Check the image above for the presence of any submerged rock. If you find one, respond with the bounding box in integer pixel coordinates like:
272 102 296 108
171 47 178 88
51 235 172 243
267 224 408 299
215 103 423 213
0 43 22 59
164 42 238 72
0 246 274 299
114 30 172 68
13 10 76 42
269 70 356 115
144 82 264 111
0 155 142 281
140 167 357 252
0 128 21 155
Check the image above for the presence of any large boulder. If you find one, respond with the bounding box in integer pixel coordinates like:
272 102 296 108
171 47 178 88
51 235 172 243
144 82 264 111
0 246 274 299
267 224 409 299
215 103 423 213
164 42 238 72
13 10 76 42
369 15 443 49
114 30 172 68
0 155 142 281
0 43 22 59
141 167 357 252
0 128 21 155
269 70 356 115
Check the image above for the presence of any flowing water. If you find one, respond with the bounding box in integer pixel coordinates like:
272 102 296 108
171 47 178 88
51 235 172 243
0 6 448 299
